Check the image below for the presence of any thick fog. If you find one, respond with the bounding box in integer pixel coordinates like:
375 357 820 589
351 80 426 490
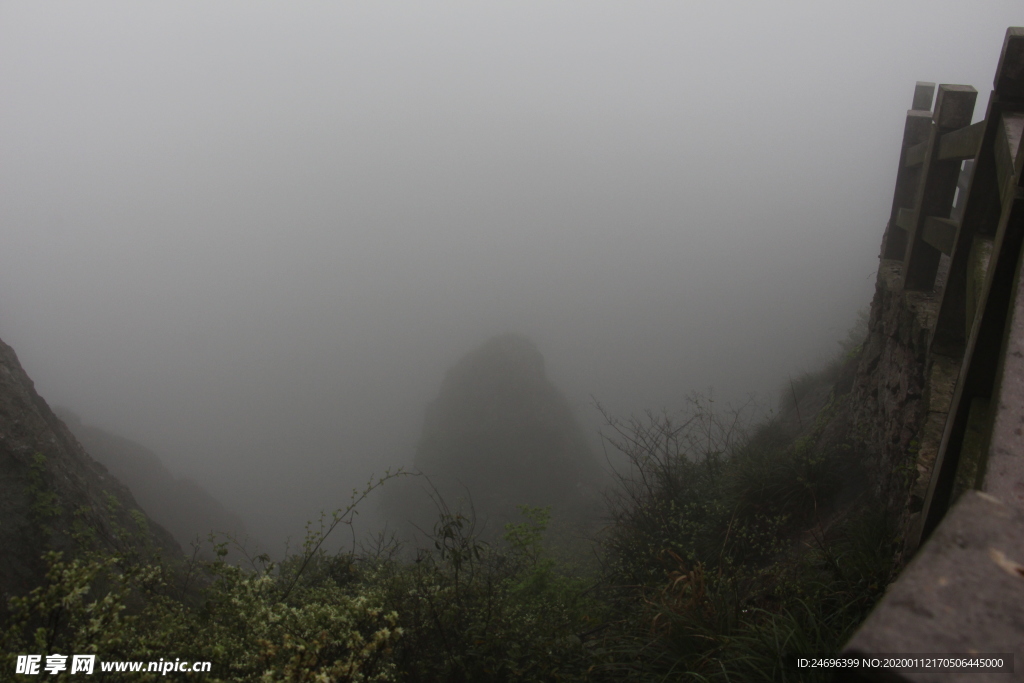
1 2 1021 550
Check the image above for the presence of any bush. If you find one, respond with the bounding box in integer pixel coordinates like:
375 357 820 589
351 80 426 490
1 549 402 682
2 475 410 682
361 503 603 682
594 392 897 682
2 487 604 682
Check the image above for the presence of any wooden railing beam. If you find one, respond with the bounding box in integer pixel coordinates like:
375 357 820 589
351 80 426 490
921 186 1024 542
895 206 916 232
921 216 959 254
936 120 985 161
902 85 978 291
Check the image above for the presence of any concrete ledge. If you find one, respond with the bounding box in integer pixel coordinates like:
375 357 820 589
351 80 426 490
840 491 1024 682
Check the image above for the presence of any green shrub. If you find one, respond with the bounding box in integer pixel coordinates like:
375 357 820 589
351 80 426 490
594 392 897 682
358 503 603 682
1 547 403 682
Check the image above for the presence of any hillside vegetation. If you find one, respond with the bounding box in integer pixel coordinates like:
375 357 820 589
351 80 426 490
2 327 899 682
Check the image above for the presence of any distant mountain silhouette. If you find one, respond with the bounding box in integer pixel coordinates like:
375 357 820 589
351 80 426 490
385 334 602 535
0 336 181 602
54 409 248 551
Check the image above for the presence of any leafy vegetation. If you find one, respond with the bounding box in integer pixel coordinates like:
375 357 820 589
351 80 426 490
3 336 901 682
593 391 897 681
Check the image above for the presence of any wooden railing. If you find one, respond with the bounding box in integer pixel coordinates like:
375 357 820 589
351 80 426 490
839 27 1024 681
918 28 1024 542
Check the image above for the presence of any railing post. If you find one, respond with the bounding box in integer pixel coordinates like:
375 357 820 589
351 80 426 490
901 85 978 291
881 83 935 260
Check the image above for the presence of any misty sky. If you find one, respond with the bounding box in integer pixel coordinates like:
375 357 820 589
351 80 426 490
2 2 1021 548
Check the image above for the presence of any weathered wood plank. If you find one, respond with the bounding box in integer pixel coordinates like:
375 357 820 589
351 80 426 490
937 120 985 161
921 216 959 254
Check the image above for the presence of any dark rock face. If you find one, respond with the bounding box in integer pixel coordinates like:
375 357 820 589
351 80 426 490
388 334 601 533
847 260 951 556
850 265 927 493
0 336 181 603
53 410 248 551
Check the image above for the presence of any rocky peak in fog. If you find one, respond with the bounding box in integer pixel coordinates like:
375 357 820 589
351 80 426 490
387 333 601 533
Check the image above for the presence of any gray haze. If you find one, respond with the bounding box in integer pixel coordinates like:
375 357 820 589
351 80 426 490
2 2 1021 550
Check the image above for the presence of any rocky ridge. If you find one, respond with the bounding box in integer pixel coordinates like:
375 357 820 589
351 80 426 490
0 336 181 604
54 409 249 553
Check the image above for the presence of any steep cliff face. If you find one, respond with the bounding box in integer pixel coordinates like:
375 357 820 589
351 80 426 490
386 334 602 534
53 410 249 551
845 259 956 556
0 337 181 603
